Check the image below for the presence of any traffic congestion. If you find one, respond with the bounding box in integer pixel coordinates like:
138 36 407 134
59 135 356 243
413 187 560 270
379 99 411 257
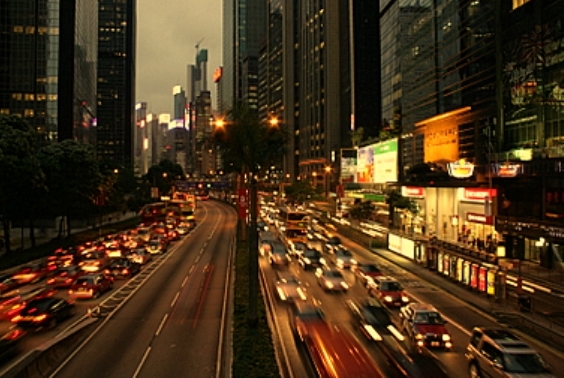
259 202 560 378
0 208 196 366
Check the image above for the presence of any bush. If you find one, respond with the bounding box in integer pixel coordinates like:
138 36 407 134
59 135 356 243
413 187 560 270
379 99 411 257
232 240 280 378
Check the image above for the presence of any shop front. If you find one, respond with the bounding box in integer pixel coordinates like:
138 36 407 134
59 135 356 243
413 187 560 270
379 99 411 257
458 188 498 249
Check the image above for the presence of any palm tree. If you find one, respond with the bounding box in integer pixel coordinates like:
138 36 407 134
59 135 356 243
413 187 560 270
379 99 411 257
214 102 287 327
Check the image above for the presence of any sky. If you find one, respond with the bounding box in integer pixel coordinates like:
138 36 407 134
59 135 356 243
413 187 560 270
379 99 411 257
136 0 223 116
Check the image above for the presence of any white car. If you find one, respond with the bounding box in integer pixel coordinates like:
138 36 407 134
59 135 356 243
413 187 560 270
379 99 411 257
333 248 357 269
315 268 349 292
274 272 307 302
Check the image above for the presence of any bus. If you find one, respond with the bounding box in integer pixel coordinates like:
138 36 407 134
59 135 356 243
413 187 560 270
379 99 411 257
195 188 209 201
171 192 196 224
276 206 309 242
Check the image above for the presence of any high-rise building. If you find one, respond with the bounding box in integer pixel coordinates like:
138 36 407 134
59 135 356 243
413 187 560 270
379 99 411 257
96 0 136 170
193 91 213 176
0 0 97 144
213 67 224 114
173 85 186 121
134 102 147 174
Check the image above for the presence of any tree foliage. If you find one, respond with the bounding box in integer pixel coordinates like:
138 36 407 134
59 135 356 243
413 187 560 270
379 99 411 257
38 140 101 236
214 102 287 175
349 200 376 221
283 181 317 204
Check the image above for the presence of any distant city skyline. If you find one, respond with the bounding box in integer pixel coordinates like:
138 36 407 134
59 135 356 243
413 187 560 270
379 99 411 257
136 0 222 115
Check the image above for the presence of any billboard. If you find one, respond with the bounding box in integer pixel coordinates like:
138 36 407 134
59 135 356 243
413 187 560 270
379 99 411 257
356 144 375 183
373 139 398 183
340 156 357 183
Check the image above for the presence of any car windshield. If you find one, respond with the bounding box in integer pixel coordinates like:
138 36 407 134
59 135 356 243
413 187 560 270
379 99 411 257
328 237 341 244
149 241 160 247
413 311 444 324
76 277 95 286
294 243 306 250
336 249 352 257
82 253 102 261
138 229 150 235
325 271 344 279
504 352 550 373
304 250 320 258
362 265 380 273
22 299 53 313
381 281 402 291
366 307 392 325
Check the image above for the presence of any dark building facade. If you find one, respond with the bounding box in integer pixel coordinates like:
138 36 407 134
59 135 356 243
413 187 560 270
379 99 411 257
0 0 97 144
96 0 136 170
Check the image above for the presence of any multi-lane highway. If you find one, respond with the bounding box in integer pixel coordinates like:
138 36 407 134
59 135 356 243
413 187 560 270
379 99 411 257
0 201 236 378
259 224 564 378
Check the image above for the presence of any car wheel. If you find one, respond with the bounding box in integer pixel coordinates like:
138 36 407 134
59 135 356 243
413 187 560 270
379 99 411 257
93 290 100 299
468 363 481 378
68 306 76 317
48 318 57 329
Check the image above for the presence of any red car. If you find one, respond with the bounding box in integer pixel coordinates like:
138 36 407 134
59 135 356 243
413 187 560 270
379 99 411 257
367 276 409 307
1 286 57 320
68 273 113 299
12 263 50 285
400 303 452 350
47 265 85 288
352 262 384 286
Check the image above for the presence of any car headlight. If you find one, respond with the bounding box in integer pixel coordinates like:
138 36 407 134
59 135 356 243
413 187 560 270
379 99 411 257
340 282 349 289
325 281 334 288
350 259 357 265
384 295 393 302
401 296 410 302
442 334 451 341
303 258 311 264
319 258 326 265
415 333 424 340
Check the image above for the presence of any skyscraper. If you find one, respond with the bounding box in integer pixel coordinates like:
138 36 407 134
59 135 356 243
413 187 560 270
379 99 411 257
173 85 186 121
96 0 136 170
0 0 97 144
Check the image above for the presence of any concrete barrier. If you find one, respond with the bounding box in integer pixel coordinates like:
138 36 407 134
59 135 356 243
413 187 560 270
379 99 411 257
1 318 99 378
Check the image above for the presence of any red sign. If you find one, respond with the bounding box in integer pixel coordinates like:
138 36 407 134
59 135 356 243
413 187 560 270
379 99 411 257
463 188 497 202
466 212 494 225
402 186 425 198
238 189 248 219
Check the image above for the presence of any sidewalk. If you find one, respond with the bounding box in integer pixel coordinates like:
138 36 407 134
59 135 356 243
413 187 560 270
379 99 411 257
368 245 564 354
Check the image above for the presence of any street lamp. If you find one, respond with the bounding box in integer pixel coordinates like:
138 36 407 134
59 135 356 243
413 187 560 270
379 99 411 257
324 165 332 199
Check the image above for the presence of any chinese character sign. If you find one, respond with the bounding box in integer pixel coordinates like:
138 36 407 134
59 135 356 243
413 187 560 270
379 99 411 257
238 189 248 219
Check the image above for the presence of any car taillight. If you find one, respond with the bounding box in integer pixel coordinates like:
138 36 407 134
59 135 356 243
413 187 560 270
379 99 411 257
11 315 23 323
34 314 48 322
122 269 129 275
47 278 55 284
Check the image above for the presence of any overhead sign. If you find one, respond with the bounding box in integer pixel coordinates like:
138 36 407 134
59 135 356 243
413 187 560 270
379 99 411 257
466 212 493 225
374 139 398 183
462 188 497 202
494 163 522 177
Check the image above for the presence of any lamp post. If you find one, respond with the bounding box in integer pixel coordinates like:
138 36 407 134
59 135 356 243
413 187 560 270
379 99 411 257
324 165 332 199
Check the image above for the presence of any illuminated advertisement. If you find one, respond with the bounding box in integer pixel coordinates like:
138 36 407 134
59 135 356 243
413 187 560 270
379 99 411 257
450 257 457 278
373 139 398 183
462 261 471 285
471 264 479 289
402 186 425 198
456 258 464 282
487 270 496 296
447 159 474 178
478 267 487 292
424 122 459 162
443 254 450 277
213 67 223 83
437 252 444 273
356 144 375 183
340 156 357 183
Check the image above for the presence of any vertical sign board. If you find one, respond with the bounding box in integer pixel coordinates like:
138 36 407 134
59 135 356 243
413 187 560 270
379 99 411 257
238 189 248 220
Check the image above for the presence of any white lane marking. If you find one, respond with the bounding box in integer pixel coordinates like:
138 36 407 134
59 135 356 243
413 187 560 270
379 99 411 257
189 265 196 274
132 346 152 378
155 314 168 336
181 276 189 287
170 292 180 308
195 254 201 263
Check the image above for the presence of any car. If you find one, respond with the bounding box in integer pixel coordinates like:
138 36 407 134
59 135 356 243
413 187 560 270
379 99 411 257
347 297 398 341
167 229 180 241
298 249 326 271
289 300 326 341
46 265 85 288
79 251 110 272
104 258 141 279
315 267 349 292
146 239 167 255
324 236 342 253
288 241 307 258
465 327 554 378
176 224 191 236
352 262 384 286
12 263 50 284
11 297 76 329
0 328 26 362
137 227 152 242
332 247 357 269
400 303 452 350
274 272 307 302
269 242 291 267
259 231 277 257
0 274 22 295
257 220 268 232
68 273 113 299
1 286 57 320
128 248 153 265
367 276 410 307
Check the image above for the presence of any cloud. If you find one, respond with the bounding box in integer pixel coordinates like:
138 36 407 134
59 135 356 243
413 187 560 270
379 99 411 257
136 0 222 115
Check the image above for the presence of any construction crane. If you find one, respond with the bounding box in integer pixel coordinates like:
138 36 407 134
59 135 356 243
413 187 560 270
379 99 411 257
195 38 204 55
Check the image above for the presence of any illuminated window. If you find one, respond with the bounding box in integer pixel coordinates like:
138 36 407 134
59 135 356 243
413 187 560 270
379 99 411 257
13 26 24 33
0 109 9 115
24 109 34 117
26 26 35 34
12 93 22 100
24 94 35 101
